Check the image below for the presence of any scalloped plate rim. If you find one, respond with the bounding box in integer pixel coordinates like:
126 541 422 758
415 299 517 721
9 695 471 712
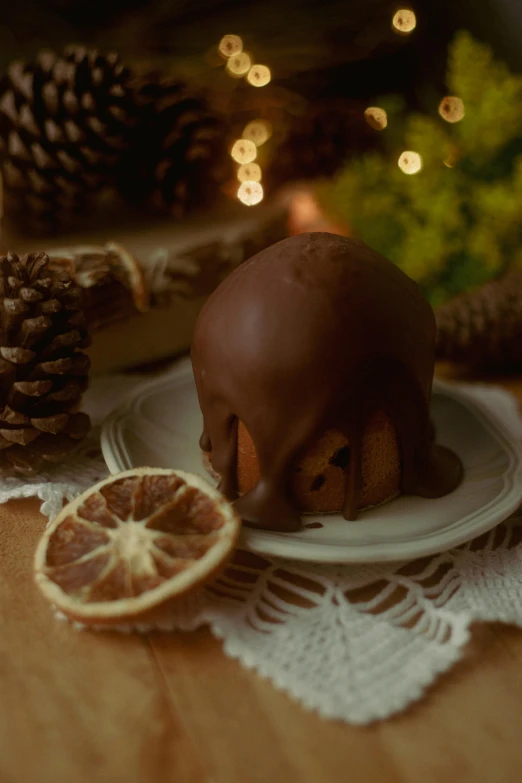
101 361 522 563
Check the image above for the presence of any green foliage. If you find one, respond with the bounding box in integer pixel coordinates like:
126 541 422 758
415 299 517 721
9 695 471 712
320 32 522 305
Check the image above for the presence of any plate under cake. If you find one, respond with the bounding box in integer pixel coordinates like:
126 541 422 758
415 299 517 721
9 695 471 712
101 359 522 563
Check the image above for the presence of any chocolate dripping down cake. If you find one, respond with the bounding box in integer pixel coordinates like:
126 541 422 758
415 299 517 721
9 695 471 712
191 232 463 532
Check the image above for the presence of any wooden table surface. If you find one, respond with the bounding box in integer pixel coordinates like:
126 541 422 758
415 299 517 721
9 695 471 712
2 370 522 783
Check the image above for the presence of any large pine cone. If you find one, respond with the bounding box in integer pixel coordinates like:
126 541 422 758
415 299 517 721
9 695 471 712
435 273 522 372
0 47 141 228
266 99 379 190
0 252 91 475
115 77 232 217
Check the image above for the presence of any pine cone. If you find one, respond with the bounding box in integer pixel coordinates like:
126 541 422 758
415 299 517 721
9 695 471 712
435 273 522 372
0 47 141 228
0 252 91 476
116 77 232 217
266 99 379 190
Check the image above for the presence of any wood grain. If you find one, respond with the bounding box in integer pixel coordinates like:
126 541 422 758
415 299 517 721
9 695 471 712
1 370 522 782
0 501 207 783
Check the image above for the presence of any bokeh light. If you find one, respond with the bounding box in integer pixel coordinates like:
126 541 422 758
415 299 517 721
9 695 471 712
398 150 422 174
392 9 417 34
230 139 257 164
218 35 243 59
246 64 271 87
242 120 272 146
364 107 388 131
238 181 264 205
443 146 460 168
226 52 252 77
237 163 262 183
438 96 465 123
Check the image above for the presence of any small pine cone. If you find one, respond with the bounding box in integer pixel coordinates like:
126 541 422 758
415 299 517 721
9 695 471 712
0 47 141 229
116 77 232 217
435 273 522 372
0 252 91 476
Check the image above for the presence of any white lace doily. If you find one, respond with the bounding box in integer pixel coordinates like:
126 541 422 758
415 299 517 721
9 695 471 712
9 372 522 724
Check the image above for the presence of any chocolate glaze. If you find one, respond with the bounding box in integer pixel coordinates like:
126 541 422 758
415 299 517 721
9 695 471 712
191 232 462 532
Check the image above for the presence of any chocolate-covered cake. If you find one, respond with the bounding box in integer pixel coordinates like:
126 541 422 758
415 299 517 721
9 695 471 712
191 232 462 531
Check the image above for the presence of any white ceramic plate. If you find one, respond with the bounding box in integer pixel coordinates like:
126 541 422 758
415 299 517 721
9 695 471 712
101 360 522 563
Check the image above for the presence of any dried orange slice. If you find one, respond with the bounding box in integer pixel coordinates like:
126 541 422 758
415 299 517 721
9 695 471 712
34 468 240 625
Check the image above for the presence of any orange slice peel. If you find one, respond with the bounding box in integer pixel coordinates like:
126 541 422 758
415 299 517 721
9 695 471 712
34 468 241 625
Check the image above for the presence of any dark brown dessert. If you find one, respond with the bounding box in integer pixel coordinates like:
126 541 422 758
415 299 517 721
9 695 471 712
191 232 463 531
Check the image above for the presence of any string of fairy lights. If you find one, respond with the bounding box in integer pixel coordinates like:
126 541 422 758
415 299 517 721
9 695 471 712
374 8 465 174
218 34 272 205
218 7 465 204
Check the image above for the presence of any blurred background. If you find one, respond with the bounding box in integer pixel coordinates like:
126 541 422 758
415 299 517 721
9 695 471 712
0 0 520 89
0 0 520 373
